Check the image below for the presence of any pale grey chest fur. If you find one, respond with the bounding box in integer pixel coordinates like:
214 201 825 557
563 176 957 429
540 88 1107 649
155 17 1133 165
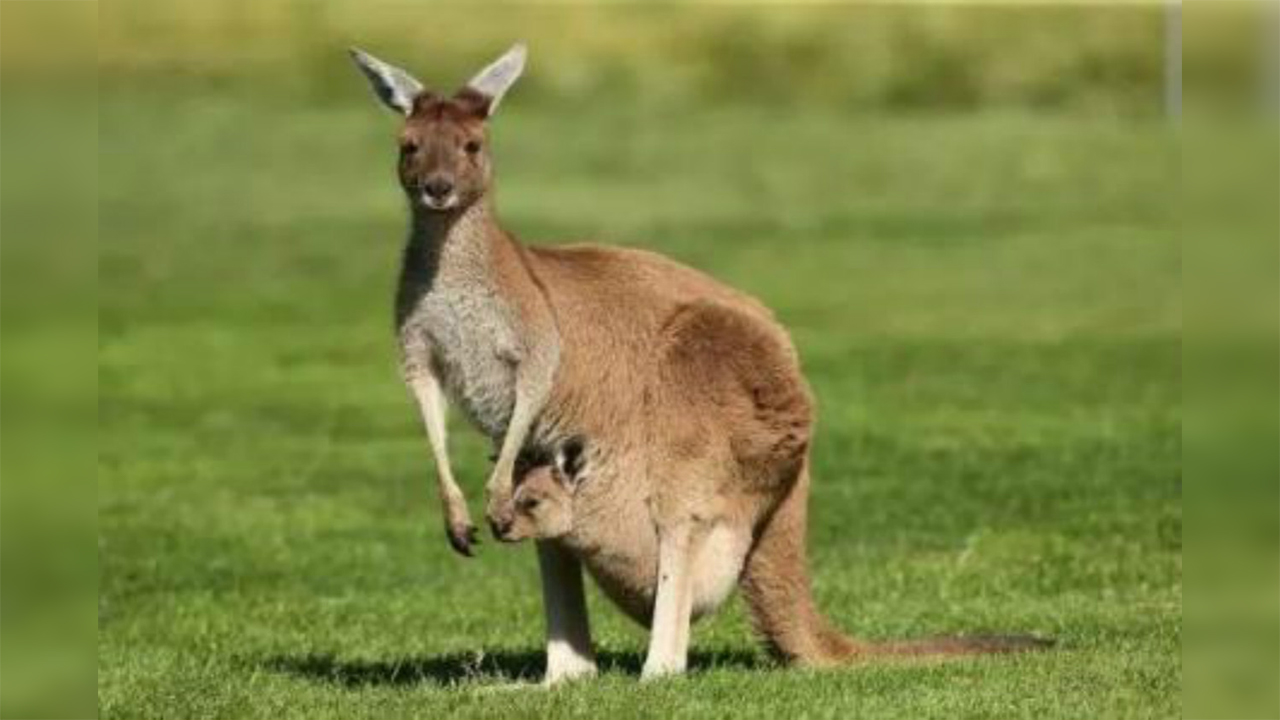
400 279 523 441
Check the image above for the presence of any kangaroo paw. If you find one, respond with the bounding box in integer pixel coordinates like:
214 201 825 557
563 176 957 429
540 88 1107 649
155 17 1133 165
446 521 481 556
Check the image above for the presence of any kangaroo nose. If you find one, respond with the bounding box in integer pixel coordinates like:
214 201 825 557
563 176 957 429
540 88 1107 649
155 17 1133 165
423 177 454 200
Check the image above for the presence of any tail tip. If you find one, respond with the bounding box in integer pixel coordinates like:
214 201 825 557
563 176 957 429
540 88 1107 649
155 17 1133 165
950 634 1056 654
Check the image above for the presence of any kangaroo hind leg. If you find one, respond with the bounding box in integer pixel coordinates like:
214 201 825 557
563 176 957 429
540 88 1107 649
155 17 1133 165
642 520 701 679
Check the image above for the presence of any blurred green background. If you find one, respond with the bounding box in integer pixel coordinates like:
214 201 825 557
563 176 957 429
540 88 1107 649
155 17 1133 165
99 1 1169 112
1 0 1274 718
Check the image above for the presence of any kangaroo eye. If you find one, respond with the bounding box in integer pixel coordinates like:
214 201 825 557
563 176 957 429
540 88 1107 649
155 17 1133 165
518 496 540 512
400 140 418 156
463 139 482 155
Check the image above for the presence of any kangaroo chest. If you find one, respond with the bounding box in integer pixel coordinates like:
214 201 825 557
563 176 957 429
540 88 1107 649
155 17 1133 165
403 284 522 440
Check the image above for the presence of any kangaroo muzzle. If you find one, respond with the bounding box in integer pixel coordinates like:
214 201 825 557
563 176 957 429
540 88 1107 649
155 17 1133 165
486 494 518 542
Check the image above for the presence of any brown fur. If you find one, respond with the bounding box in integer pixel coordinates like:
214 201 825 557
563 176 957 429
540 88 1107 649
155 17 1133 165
353 47 1048 681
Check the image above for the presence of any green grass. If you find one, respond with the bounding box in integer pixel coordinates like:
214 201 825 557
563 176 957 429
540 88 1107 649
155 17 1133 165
98 85 1180 719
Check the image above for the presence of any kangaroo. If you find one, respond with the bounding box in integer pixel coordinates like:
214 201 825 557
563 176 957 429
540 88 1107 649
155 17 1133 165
350 44 1048 683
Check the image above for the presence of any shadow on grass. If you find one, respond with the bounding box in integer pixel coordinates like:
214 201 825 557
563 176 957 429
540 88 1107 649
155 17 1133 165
257 647 767 688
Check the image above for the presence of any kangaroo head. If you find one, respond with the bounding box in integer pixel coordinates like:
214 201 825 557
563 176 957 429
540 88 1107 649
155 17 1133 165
505 461 574 541
502 438 586 541
350 44 526 213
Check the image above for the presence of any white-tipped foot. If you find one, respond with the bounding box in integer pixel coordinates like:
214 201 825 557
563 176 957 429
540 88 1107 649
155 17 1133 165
640 658 686 681
543 651 597 687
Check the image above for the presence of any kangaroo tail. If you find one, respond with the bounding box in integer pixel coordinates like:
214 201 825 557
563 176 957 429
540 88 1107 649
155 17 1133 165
740 463 862 665
740 462 1052 666
862 634 1054 659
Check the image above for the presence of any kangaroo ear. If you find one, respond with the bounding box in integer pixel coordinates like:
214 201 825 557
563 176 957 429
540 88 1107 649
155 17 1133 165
349 47 424 115
552 464 582 491
462 43 526 118
554 436 587 488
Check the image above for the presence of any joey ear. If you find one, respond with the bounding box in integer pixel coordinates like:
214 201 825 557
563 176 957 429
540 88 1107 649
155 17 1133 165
349 47 424 115
555 436 587 488
462 43 527 118
552 466 581 492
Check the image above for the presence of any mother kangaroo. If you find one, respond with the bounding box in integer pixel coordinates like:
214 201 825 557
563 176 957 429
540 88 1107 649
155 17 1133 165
350 44 1041 683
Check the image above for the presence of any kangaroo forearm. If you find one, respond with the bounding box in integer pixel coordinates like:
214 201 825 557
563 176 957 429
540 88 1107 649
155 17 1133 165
405 368 477 555
491 335 558 480
487 384 543 496
416 378 457 495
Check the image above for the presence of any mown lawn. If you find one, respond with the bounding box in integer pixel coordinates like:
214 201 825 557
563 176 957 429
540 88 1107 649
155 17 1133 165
98 88 1180 719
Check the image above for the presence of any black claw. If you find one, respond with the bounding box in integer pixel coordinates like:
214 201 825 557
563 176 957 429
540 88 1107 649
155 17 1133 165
446 524 478 557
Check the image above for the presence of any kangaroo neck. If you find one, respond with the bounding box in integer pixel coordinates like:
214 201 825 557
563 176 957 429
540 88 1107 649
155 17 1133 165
403 197 518 293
